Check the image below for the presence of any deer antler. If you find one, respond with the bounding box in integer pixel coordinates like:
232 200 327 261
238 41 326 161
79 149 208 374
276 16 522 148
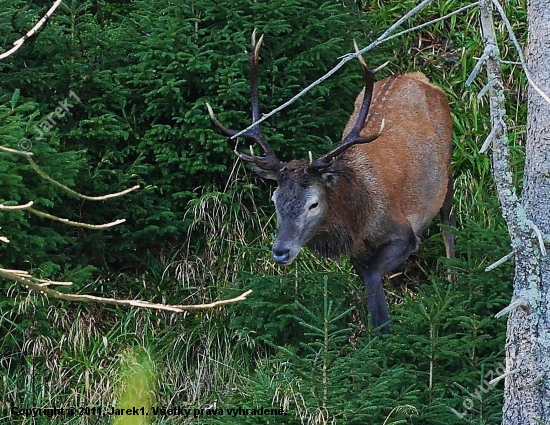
312 43 387 169
207 30 282 172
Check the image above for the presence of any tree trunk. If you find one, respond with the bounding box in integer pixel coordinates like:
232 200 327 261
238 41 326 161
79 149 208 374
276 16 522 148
502 0 550 423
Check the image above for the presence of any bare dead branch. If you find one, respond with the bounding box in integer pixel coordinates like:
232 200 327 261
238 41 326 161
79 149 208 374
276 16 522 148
0 145 34 158
490 0 550 106
2 199 126 229
371 2 478 50
0 201 34 210
27 207 126 229
495 297 529 318
2 269 72 286
0 0 63 60
527 220 548 256
479 119 505 154
488 368 521 387
477 77 499 99
37 280 72 287
466 45 493 87
0 268 253 313
27 157 140 201
485 251 514 271
1 146 140 200
525 374 545 389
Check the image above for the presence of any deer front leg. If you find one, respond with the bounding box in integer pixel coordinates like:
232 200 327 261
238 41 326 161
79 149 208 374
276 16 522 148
352 231 418 334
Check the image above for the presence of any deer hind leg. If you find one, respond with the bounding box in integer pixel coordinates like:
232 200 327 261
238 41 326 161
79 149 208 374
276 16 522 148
440 176 456 259
352 230 418 334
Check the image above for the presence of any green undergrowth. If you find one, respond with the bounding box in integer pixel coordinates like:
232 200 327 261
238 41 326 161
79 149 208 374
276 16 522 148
1 175 513 424
0 0 528 423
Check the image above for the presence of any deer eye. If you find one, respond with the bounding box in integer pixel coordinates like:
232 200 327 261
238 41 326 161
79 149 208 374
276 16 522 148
308 202 319 211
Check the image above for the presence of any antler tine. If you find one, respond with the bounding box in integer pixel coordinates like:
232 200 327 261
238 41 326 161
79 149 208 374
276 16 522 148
207 31 281 171
312 43 384 168
206 103 239 137
246 31 274 155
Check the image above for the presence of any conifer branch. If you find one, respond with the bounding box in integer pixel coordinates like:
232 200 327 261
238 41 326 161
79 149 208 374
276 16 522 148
0 0 63 60
0 2 256 315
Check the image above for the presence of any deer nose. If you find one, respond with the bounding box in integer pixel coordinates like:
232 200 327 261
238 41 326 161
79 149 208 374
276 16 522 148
272 248 291 265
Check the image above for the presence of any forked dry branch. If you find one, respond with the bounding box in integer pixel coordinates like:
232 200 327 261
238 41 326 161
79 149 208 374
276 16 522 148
0 146 253 311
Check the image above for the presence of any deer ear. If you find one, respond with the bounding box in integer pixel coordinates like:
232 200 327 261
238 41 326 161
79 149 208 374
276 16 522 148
252 165 278 181
320 172 339 187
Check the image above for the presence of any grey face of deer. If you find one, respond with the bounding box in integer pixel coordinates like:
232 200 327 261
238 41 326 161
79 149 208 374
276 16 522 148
266 162 336 265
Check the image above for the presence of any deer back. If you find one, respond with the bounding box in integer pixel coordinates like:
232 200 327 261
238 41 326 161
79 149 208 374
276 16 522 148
339 72 453 241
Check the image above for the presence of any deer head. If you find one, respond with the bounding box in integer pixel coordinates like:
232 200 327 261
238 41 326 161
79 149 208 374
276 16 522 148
207 32 384 265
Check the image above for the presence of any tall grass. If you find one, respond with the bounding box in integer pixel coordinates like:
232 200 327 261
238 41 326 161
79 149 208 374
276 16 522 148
0 157 513 424
0 162 282 424
0 0 528 423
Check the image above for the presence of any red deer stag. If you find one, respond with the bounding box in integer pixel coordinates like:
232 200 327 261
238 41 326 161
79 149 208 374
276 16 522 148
207 32 455 333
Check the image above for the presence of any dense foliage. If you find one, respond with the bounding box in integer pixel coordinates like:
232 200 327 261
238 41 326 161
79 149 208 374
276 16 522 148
0 0 527 423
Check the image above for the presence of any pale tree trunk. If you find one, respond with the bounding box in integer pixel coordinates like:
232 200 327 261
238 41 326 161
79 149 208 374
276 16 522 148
501 0 550 423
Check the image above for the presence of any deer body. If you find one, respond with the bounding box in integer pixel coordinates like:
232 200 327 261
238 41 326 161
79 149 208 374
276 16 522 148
335 72 453 253
208 33 454 333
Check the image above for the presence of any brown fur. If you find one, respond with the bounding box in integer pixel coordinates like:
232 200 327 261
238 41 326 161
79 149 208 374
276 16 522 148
267 72 454 333
212 62 454 333
336 72 453 249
